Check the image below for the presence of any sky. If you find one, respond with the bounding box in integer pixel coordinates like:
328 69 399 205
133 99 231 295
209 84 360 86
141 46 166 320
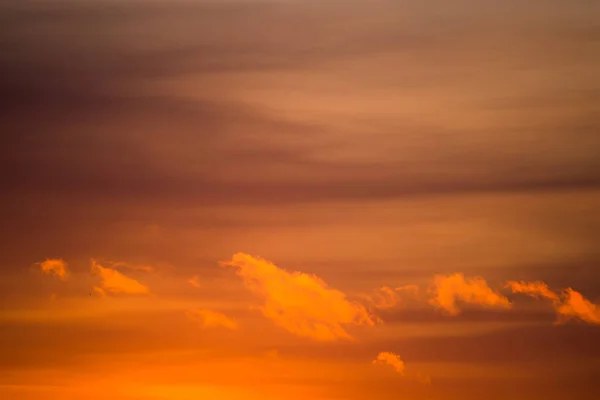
1 0 600 399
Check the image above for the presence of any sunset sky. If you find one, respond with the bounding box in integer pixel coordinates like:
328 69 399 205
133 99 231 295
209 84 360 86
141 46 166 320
1 1 600 399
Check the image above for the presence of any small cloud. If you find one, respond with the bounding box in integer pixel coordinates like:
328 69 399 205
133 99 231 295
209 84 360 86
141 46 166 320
185 309 238 330
38 258 69 280
364 285 421 310
373 352 431 384
221 253 377 341
429 273 511 315
91 259 150 295
50 293 58 301
188 276 202 288
373 352 405 374
556 288 600 325
505 280 560 302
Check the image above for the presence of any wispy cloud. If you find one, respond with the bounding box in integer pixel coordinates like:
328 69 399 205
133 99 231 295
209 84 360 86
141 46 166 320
38 258 69 280
91 259 150 295
221 253 377 341
363 285 420 310
505 280 560 302
429 273 511 315
185 309 238 330
506 280 600 325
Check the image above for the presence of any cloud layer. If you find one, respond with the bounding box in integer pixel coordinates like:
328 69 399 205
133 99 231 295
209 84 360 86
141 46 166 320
221 253 377 341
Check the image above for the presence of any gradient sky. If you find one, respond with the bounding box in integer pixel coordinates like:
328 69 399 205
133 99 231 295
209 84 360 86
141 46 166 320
1 0 600 399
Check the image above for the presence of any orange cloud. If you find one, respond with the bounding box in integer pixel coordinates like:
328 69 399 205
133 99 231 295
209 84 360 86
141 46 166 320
505 280 560 302
556 288 600 325
185 309 238 330
38 258 69 280
364 285 420 309
188 276 202 288
505 280 600 325
91 259 150 295
429 273 511 315
373 352 405 374
372 351 431 384
221 253 377 341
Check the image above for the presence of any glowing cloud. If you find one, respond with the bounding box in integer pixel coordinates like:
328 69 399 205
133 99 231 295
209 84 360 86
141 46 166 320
186 309 238 330
38 258 69 280
91 259 150 295
505 280 560 302
221 253 377 341
430 273 511 315
373 352 405 374
556 288 600 325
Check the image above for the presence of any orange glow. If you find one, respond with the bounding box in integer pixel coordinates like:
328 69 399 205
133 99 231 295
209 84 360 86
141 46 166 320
3 1 598 398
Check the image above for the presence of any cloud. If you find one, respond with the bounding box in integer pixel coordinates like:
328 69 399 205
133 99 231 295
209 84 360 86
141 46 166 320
429 273 511 315
505 280 600 325
38 258 69 280
221 252 377 341
372 351 431 384
188 276 202 288
91 259 150 295
185 309 238 330
505 280 560 302
373 352 405 374
556 288 600 325
364 285 420 310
